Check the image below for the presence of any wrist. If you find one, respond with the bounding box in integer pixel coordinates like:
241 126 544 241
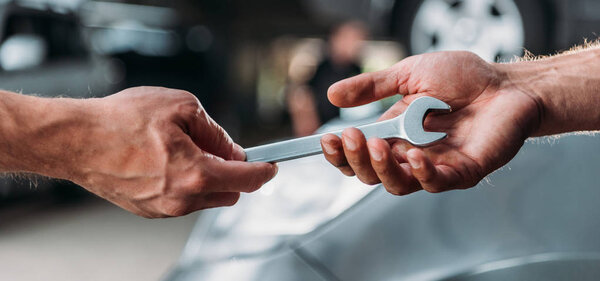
495 48 600 136
0 91 98 180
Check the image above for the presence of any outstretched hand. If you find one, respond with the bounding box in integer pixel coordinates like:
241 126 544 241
67 87 277 218
320 51 541 195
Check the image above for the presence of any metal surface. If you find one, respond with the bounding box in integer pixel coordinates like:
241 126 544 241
164 249 329 281
245 96 451 163
167 134 600 281
298 135 600 281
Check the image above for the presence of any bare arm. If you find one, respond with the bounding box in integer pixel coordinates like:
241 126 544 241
497 47 600 136
0 90 79 174
0 87 277 218
320 45 600 195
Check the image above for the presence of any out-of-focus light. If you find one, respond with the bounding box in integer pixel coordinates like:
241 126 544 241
89 21 180 57
18 0 84 11
287 38 323 84
0 35 47 71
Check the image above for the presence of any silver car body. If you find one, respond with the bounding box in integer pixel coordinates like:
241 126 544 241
165 116 600 281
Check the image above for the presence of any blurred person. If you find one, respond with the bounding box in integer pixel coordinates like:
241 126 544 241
0 87 277 218
288 21 367 136
320 43 600 196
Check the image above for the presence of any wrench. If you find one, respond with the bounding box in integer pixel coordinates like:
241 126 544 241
245 96 451 163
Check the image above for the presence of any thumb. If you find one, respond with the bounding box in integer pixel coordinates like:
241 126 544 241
327 61 410 108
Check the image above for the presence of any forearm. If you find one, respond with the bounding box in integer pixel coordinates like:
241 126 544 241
0 91 92 179
496 47 600 136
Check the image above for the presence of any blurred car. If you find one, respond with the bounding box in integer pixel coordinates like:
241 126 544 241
0 0 119 97
164 114 600 281
303 0 600 61
78 1 229 113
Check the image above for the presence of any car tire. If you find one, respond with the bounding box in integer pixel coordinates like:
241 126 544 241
391 0 552 61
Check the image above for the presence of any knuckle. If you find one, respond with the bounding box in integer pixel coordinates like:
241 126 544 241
170 88 196 100
174 92 202 114
187 171 209 193
179 90 195 98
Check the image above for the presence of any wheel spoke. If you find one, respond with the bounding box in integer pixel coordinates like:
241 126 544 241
414 0 455 34
462 0 493 19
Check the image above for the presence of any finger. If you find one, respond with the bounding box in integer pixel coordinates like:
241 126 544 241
321 134 355 176
157 192 242 217
231 143 246 161
367 138 421 195
406 149 461 193
378 100 408 121
390 140 412 162
342 128 380 185
202 157 278 193
202 192 241 209
327 61 412 107
188 106 241 161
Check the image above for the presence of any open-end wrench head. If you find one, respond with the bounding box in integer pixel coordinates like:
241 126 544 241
402 96 451 146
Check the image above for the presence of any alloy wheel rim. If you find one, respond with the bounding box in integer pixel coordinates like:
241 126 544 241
410 0 525 61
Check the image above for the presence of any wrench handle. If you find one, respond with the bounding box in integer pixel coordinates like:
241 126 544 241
245 117 401 163
245 133 328 163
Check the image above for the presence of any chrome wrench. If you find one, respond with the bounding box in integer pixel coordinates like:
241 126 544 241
245 96 451 163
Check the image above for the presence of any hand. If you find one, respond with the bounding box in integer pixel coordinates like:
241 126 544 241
63 87 277 218
320 51 541 195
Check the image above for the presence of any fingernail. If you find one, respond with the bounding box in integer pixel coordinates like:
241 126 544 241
407 154 421 169
322 142 336 154
343 136 357 151
368 146 383 161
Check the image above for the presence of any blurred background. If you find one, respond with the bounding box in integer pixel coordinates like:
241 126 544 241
0 0 598 280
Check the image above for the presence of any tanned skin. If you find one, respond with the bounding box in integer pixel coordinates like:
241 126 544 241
320 46 600 196
0 87 277 218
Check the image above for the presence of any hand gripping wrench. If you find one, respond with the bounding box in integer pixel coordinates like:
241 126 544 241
245 96 451 163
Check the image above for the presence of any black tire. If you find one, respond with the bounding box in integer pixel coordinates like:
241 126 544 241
391 0 553 59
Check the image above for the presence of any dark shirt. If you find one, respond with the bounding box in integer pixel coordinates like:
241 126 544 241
308 59 362 123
